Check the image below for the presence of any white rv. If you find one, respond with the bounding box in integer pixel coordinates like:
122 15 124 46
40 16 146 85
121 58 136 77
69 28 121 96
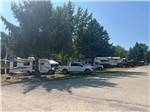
94 57 110 68
109 57 122 66
94 57 123 67
9 57 56 75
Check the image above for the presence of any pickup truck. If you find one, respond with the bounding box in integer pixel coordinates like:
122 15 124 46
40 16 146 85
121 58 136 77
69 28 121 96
60 62 94 74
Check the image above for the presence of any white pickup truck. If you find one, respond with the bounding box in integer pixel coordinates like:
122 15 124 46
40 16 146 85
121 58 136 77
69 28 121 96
60 62 94 74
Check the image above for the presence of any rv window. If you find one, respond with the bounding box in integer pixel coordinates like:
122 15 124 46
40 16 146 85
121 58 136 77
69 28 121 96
95 62 99 65
114 59 118 61
101 60 108 62
71 63 82 66
24 62 30 66
71 63 78 66
32 61 35 69
13 61 17 67
40 63 44 65
33 61 35 64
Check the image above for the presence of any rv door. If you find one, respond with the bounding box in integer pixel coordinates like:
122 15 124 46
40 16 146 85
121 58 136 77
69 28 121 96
39 59 51 73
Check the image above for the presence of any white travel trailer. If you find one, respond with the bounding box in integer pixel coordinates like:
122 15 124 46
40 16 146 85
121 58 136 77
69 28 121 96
94 57 109 63
9 57 56 75
94 57 123 67
9 57 34 74
109 57 122 66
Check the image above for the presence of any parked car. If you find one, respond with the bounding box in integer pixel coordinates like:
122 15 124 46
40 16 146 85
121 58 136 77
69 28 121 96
137 61 145 66
125 60 145 67
117 62 127 67
60 62 94 74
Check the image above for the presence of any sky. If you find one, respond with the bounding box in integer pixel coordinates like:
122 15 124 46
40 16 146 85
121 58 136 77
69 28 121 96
0 0 149 50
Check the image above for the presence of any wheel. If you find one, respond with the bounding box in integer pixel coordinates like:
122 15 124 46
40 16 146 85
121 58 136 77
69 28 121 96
62 69 68 74
84 69 91 73
98 67 102 70
48 70 55 75
26 71 31 75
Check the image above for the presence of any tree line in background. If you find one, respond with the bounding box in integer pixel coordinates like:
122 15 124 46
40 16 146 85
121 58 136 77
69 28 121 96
1 1 150 64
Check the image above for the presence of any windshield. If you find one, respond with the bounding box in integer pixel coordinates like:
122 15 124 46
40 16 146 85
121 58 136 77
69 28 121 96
71 62 83 66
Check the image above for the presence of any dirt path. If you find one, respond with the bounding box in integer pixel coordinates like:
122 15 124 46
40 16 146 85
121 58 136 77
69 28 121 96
1 66 150 111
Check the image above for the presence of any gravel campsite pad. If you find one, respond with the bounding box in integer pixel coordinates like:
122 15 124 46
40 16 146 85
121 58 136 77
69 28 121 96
1 66 150 111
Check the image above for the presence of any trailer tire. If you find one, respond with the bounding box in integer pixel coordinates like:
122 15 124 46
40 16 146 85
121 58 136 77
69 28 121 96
98 67 103 70
48 70 55 75
27 71 31 75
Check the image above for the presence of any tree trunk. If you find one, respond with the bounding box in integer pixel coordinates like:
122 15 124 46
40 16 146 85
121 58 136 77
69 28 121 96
34 56 41 78
91 56 95 66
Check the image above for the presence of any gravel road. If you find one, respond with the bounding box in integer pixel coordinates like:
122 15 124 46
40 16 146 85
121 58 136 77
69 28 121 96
1 65 150 111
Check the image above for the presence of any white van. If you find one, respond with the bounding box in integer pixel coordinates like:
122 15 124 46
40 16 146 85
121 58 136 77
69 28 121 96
9 58 55 75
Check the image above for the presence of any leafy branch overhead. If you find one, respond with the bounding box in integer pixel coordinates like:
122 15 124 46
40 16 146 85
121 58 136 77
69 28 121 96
1 1 113 60
1 1 149 63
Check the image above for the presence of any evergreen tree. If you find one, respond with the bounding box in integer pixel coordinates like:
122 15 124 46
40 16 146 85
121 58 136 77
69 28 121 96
128 42 149 61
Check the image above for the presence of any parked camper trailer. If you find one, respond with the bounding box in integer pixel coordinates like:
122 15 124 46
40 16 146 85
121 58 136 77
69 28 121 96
94 57 124 68
9 57 56 75
94 57 110 68
109 57 122 66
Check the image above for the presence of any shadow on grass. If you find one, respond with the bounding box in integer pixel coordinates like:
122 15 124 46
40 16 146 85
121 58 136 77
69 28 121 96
22 70 147 94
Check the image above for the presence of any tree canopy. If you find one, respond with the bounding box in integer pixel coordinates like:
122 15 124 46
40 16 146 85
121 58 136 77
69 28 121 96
128 42 149 61
112 45 128 58
74 8 113 59
3 1 149 64
1 0 114 62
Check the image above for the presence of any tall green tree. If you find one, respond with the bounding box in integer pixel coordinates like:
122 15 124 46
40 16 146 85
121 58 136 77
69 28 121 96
144 50 150 63
2 1 54 76
128 42 149 61
1 0 115 70
1 32 9 58
74 8 113 59
73 8 92 58
1 16 21 58
112 45 128 58
1 32 15 59
50 1 74 63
